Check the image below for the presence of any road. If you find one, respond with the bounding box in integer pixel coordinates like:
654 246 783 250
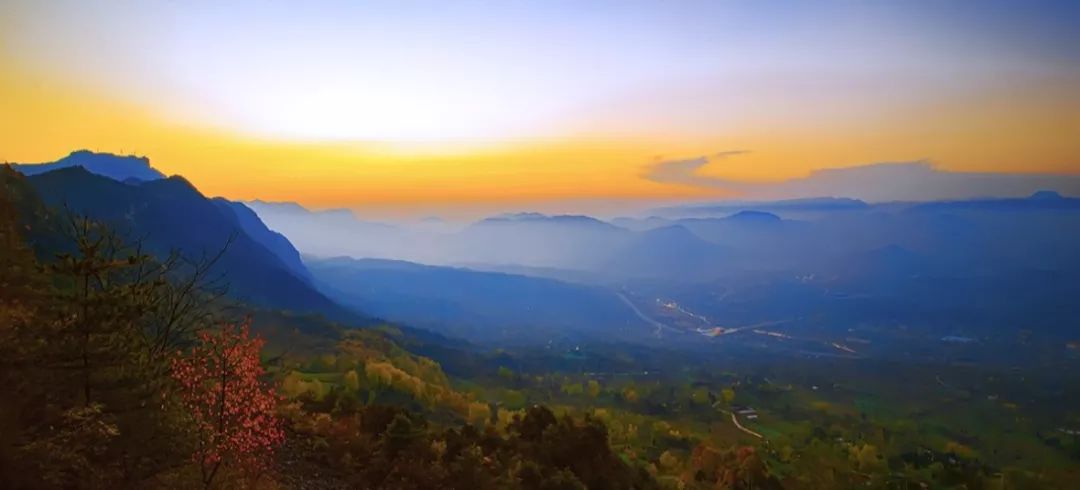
616 291 681 337
726 411 763 439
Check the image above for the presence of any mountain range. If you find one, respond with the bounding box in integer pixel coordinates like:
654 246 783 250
9 150 1080 351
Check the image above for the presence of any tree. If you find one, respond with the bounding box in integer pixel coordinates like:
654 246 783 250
720 388 736 406
170 320 284 488
587 380 601 398
343 369 361 392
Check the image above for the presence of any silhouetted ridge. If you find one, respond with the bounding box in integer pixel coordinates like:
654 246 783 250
24 166 356 321
12 149 167 182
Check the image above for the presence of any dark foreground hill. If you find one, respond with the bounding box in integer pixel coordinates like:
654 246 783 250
13 164 357 321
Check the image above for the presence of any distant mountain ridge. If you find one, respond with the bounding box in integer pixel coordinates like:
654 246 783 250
478 212 621 230
12 150 167 182
245 199 404 259
909 190 1080 212
308 256 648 343
654 197 868 217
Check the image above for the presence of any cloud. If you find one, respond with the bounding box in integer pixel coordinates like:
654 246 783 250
642 150 749 188
643 153 1080 201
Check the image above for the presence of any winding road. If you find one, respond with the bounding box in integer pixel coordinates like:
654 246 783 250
616 291 681 337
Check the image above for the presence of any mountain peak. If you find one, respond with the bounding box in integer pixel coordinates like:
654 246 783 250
726 210 781 222
142 174 200 195
246 200 311 215
1029 190 1063 200
13 150 167 182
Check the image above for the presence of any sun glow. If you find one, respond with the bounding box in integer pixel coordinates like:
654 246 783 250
2 1 1078 217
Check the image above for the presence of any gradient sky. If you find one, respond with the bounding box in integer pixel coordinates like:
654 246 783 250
2 0 1079 216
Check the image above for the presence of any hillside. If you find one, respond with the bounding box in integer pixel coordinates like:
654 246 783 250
307 257 649 344
20 165 357 321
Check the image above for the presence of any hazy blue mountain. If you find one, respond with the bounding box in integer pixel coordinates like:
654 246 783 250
246 200 395 231
654 197 868 218
307 257 649 344
212 198 313 284
13 150 167 182
604 225 729 280
453 213 735 281
451 213 630 271
24 166 356 320
479 212 623 231
724 210 782 224
909 190 1080 212
245 199 409 260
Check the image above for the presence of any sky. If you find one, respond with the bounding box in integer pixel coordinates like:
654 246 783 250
2 0 1079 217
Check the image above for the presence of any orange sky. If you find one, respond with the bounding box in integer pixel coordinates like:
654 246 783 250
2 1 1079 217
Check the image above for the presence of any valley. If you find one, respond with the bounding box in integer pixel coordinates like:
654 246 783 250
3 152 1079 488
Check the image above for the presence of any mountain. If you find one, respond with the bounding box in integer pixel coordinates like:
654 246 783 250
479 212 623 230
245 199 407 259
654 197 868 217
605 225 729 280
436 216 737 282
212 199 313 284
909 190 1080 212
23 166 356 320
725 210 782 224
12 150 167 182
246 200 395 232
451 213 630 270
307 257 649 344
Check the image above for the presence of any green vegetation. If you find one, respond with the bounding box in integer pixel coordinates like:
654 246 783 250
3 164 1078 488
0 166 660 488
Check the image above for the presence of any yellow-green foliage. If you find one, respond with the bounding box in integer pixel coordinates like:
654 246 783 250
944 440 977 459
343 370 360 392
501 389 527 409
366 360 428 399
587 379 601 398
562 380 584 396
282 371 327 400
658 450 680 471
847 443 884 471
286 329 485 420
494 408 522 430
467 402 491 425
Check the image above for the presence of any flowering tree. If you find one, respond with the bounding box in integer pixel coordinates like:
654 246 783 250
170 320 284 488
